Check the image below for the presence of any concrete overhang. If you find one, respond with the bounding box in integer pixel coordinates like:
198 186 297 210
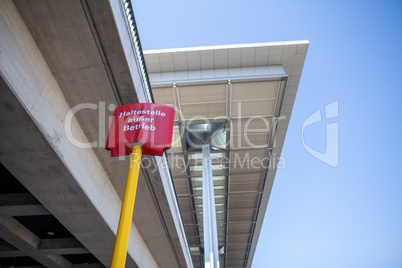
0 0 191 267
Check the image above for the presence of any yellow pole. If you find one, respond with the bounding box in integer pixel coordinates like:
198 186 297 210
111 145 142 268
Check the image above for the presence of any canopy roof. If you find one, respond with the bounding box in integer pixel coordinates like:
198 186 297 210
144 41 309 268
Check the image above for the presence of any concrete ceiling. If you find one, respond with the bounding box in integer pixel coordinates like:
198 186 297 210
0 0 190 267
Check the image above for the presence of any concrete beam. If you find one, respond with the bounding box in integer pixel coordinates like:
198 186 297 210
73 265 104 268
5 266 44 268
0 217 72 268
38 238 89 255
0 239 24 257
0 238 89 257
0 193 50 216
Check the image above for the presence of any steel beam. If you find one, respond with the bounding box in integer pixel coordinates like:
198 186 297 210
202 145 220 268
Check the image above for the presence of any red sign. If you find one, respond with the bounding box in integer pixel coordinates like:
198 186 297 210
105 103 175 157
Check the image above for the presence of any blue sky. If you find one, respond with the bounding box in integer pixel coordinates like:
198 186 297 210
133 1 402 267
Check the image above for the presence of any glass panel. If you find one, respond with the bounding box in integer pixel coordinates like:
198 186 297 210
212 169 226 176
190 170 202 177
191 177 202 187
211 152 226 159
217 219 225 225
170 125 183 153
193 190 202 196
213 176 225 184
190 247 200 255
190 164 225 171
187 122 225 144
194 198 203 205
214 189 225 195
211 127 227 149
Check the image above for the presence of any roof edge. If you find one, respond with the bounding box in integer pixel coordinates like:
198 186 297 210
144 40 310 54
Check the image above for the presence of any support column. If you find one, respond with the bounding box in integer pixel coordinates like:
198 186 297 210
202 145 220 268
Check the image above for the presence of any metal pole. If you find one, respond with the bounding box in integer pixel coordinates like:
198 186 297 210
111 145 142 268
202 144 220 268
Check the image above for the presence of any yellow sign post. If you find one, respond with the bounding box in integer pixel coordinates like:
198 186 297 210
111 145 142 268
